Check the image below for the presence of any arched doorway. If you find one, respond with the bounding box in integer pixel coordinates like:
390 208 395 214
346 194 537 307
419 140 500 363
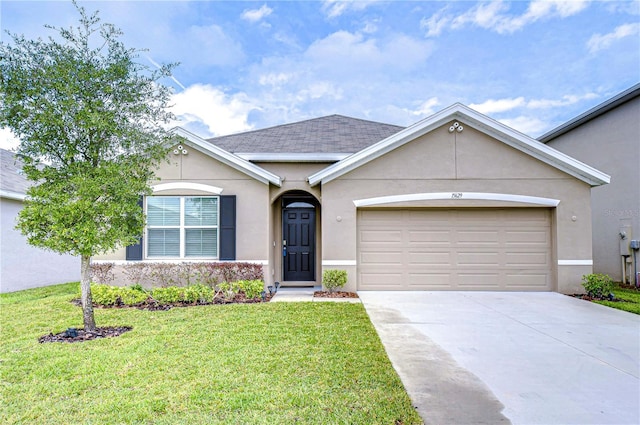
281 191 319 282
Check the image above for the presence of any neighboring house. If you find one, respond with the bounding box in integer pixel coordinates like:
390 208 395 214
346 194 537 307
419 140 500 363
540 83 640 284
0 149 79 292
96 104 610 293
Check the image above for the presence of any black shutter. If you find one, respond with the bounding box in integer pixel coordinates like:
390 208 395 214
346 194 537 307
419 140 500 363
219 195 236 260
126 196 144 261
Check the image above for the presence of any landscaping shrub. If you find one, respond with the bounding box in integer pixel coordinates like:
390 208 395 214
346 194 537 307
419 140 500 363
237 279 264 300
192 263 220 287
87 280 267 307
183 284 215 304
323 269 348 293
582 273 614 299
119 288 148 305
122 263 150 285
130 283 145 293
118 262 264 287
91 284 120 306
217 281 241 301
89 284 148 306
149 263 181 287
90 263 115 285
151 286 183 304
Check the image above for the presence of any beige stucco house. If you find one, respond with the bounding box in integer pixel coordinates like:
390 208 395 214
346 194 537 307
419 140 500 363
97 104 610 293
540 83 640 284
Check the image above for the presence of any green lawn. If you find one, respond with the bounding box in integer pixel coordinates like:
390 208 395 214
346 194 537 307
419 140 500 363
595 285 640 315
0 283 422 424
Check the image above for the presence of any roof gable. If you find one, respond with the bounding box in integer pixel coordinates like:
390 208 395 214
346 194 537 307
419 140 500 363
308 103 611 187
206 114 404 154
0 149 28 200
171 127 281 187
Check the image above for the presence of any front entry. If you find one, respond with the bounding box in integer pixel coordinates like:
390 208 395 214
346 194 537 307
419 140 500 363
283 206 316 281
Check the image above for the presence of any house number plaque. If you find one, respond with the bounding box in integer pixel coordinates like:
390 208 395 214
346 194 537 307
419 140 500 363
451 192 463 199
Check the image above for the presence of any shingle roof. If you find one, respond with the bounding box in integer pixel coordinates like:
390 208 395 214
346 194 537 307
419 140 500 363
206 114 404 154
0 149 29 195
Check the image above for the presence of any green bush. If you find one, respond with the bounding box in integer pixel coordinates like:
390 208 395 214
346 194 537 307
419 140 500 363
582 273 614 299
152 286 183 305
119 288 148 305
323 269 348 293
217 281 241 301
183 284 215 304
130 283 146 293
91 284 120 306
237 279 264 299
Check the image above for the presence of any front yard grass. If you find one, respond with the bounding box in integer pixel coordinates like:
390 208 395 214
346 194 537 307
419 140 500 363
595 284 640 315
0 282 422 424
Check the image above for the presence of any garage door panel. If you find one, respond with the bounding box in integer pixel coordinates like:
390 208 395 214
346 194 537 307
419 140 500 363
505 230 548 244
457 230 500 245
408 230 451 244
457 252 500 266
361 251 404 265
360 230 402 243
360 272 404 288
358 208 552 291
407 273 453 289
408 251 451 265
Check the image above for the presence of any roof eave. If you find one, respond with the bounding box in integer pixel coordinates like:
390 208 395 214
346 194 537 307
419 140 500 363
236 153 350 162
170 127 282 187
0 190 27 201
538 83 640 143
308 103 611 187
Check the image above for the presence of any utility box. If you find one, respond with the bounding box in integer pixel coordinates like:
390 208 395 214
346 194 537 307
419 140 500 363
620 225 633 255
630 240 640 250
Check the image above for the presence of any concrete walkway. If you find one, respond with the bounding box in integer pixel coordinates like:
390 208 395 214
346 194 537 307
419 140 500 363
270 286 361 303
359 291 640 425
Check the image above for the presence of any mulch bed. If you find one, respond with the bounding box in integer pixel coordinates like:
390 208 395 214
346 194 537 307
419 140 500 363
570 294 635 303
39 326 132 343
314 291 359 298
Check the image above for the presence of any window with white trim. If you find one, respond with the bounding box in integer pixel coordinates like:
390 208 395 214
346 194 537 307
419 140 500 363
146 196 219 258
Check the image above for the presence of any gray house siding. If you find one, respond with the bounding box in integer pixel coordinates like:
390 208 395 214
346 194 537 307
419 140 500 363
543 91 640 282
1 149 80 293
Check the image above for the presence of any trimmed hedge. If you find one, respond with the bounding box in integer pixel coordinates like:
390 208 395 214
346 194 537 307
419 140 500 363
90 262 264 287
87 280 265 307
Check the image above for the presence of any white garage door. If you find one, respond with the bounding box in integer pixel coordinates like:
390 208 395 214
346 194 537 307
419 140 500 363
357 208 552 291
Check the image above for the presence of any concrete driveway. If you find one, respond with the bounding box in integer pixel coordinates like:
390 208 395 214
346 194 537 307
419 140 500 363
359 291 640 425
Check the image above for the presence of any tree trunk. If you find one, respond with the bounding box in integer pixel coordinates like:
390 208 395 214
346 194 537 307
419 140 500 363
80 255 97 332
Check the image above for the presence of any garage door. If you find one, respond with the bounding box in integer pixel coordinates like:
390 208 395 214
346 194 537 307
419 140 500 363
357 209 552 291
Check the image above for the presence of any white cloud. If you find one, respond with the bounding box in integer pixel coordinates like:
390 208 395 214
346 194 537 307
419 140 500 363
321 0 379 19
259 72 295 87
420 8 452 37
405 97 440 117
241 4 273 23
0 128 21 151
432 0 589 35
587 23 640 53
469 97 526 114
528 92 598 109
169 84 258 137
499 115 549 137
305 30 433 73
296 81 344 101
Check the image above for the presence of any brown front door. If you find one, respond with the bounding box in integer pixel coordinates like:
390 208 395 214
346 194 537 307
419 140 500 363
283 207 315 281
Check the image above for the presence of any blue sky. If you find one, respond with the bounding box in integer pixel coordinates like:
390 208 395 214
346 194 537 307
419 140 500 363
1 0 639 149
